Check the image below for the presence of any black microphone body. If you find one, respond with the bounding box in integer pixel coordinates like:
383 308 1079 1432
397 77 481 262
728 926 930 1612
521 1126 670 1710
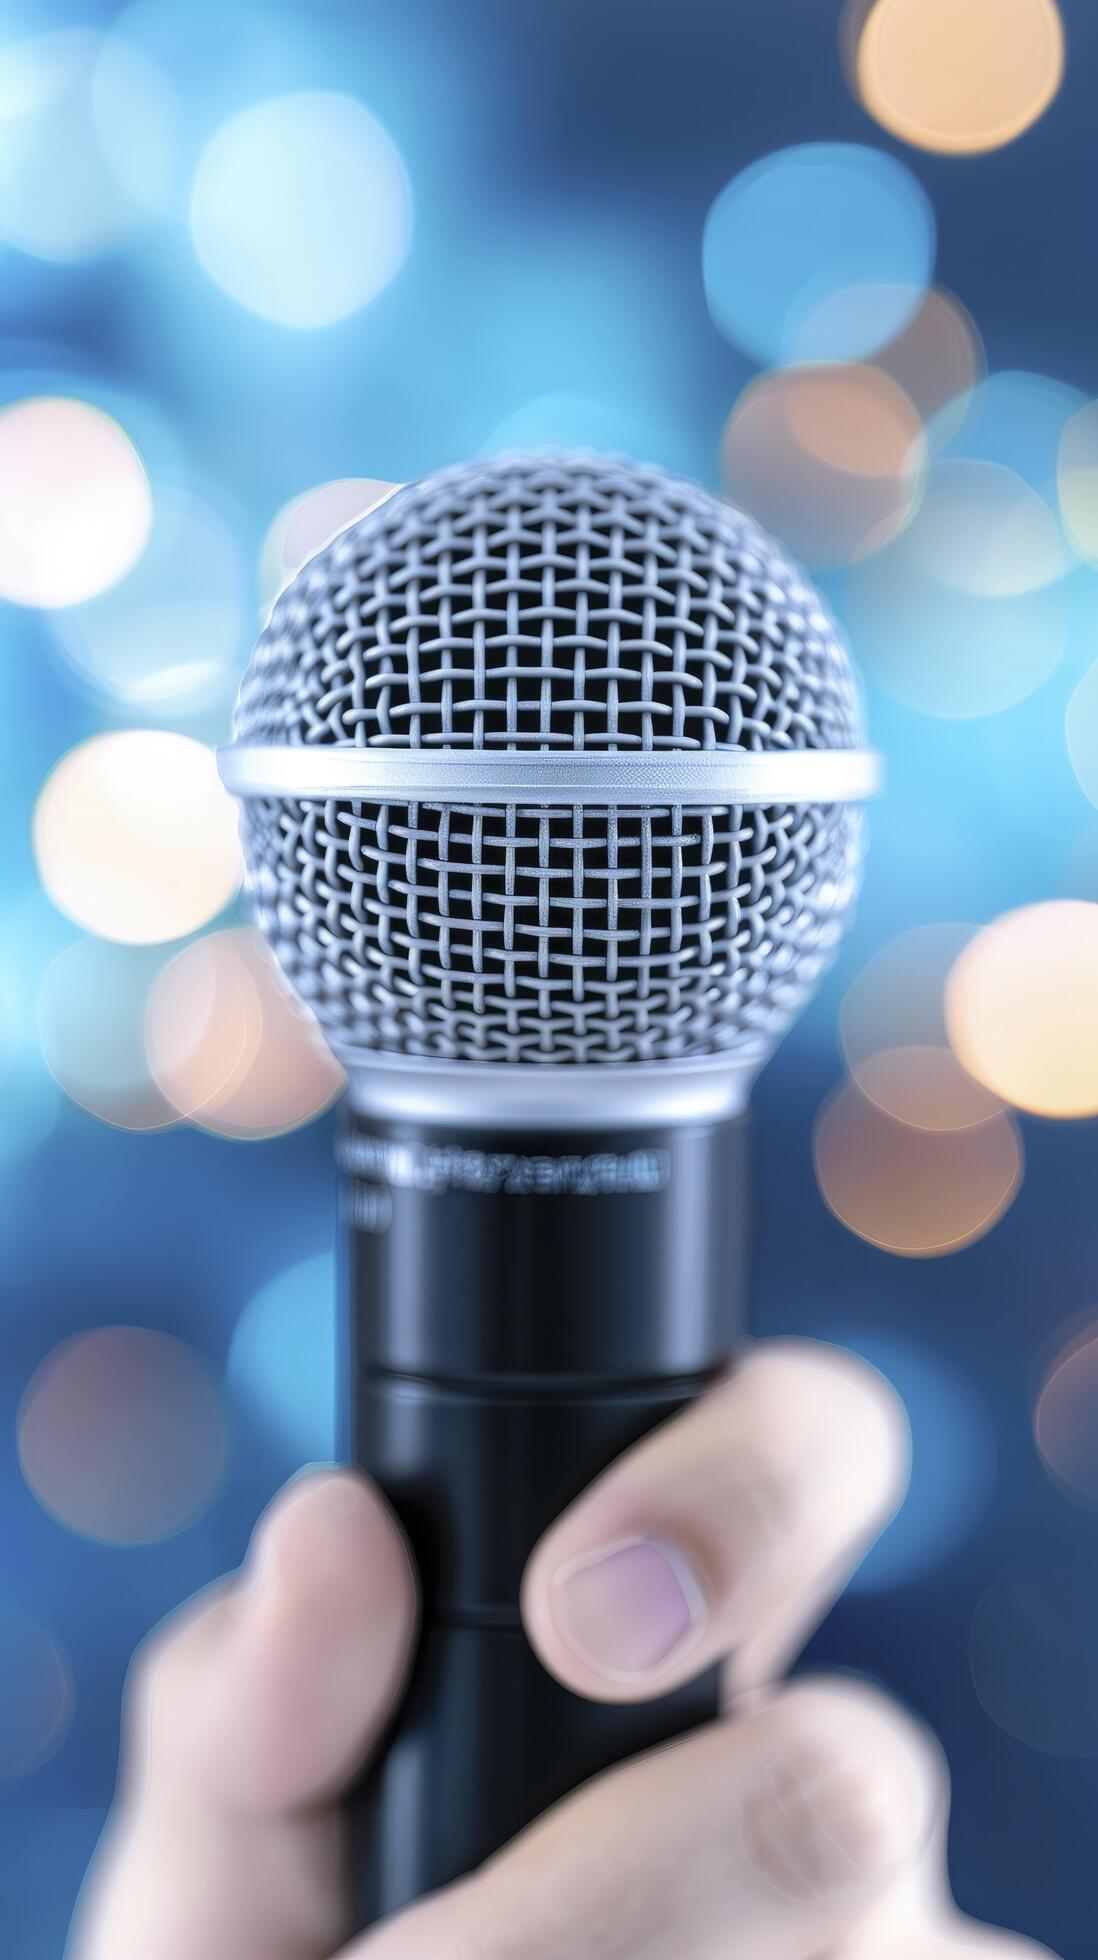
340 1096 751 1922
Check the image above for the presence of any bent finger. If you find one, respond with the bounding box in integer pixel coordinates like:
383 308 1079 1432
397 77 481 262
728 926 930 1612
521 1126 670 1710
70 1470 418 1960
358 1677 938 1960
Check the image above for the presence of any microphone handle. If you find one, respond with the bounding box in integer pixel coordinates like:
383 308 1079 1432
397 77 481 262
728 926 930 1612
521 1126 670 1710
338 1100 751 1929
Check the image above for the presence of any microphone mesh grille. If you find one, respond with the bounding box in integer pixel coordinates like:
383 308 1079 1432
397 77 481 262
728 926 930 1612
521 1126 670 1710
233 453 865 1066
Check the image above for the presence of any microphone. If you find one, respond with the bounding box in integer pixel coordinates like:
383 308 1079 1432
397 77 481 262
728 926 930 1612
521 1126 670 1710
219 450 880 1927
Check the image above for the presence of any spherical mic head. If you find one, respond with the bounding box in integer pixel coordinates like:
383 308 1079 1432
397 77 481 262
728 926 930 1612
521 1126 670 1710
223 452 878 1093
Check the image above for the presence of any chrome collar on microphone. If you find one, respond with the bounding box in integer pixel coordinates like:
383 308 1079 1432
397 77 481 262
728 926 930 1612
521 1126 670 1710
218 744 883 806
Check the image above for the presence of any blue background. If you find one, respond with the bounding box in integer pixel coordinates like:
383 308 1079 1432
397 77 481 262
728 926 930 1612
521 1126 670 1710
2 1 1097 1953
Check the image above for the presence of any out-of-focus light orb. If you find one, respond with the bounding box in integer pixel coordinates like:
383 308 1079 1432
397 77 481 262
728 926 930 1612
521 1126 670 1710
843 490 1068 718
189 92 412 328
971 1560 1098 1758
1058 399 1098 564
854 1047 1004 1134
0 397 151 608
904 460 1068 597
52 490 249 717
852 0 1065 156
228 1253 336 1463
38 939 177 1133
828 1335 995 1592
0 1607 73 1779
720 364 924 570
18 1327 228 1544
814 1080 1022 1256
1066 660 1098 811
1035 1324 1098 1507
33 732 242 945
870 287 985 449
145 927 345 1139
259 478 399 613
0 29 176 259
946 902 1098 1118
936 370 1086 506
703 144 934 368
840 923 1003 1130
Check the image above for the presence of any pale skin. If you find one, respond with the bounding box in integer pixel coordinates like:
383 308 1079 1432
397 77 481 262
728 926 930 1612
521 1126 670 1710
70 1341 1059 1959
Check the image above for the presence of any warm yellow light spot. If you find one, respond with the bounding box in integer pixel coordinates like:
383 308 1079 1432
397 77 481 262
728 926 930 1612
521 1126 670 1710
855 0 1064 156
855 1044 1003 1133
145 927 344 1139
946 901 1098 1118
0 395 151 606
33 732 242 945
815 1080 1023 1256
721 363 924 569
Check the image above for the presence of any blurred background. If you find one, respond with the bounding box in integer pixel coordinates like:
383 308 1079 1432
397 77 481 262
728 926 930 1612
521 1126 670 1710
0 0 1095 1952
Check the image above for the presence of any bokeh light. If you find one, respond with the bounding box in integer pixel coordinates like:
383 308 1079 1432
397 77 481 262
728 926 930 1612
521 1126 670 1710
259 478 399 613
971 1560 1098 1757
1035 1323 1098 1508
815 1079 1023 1256
18 1327 228 1544
145 927 345 1139
1058 398 1098 563
0 29 177 259
851 0 1065 157
829 1334 995 1592
946 901 1098 1118
0 397 152 608
720 363 924 570
870 287 985 449
843 479 1069 718
52 489 249 718
228 1253 337 1464
38 940 177 1133
189 91 412 328
33 731 242 945
935 369 1086 507
1066 660 1098 811
840 923 994 1127
0 1607 73 1780
702 143 934 367
903 460 1069 597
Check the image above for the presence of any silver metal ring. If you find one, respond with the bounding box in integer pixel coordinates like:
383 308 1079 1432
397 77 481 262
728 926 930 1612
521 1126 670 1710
341 1048 761 1127
218 744 883 806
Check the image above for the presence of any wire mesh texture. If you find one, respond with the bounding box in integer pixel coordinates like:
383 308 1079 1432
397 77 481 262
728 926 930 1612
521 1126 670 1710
234 452 866 1066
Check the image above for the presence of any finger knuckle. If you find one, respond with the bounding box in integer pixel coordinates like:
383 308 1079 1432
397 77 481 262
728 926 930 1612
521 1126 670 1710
771 1674 944 1834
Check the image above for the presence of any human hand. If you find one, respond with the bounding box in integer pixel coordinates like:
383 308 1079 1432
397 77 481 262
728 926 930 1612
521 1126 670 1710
70 1341 1057 1959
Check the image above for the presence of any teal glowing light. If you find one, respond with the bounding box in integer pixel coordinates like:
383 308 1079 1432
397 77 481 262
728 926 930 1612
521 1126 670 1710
228 1254 337 1466
52 489 249 719
703 142 934 367
189 91 412 328
0 29 176 260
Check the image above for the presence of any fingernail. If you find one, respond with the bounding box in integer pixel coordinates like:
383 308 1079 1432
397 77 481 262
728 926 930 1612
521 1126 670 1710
553 1536 707 1679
